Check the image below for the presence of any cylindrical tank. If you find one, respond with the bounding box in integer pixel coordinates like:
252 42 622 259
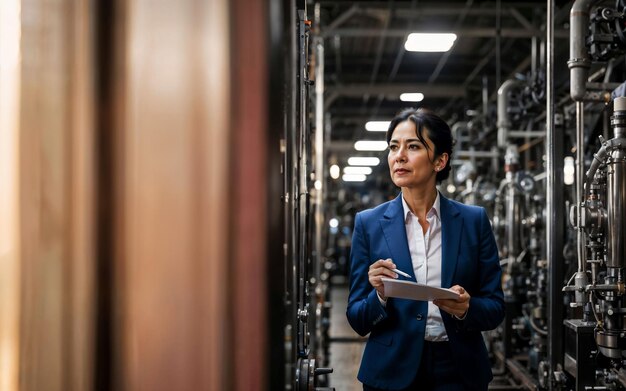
607 97 626 269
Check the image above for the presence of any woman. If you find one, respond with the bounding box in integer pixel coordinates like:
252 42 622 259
347 108 504 391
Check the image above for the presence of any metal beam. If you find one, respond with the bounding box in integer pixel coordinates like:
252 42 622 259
324 5 359 33
316 2 550 12
320 27 569 38
325 141 504 158
326 141 360 152
428 0 475 84
508 7 534 30
462 45 498 89
391 6 533 17
327 4 518 30
325 83 465 98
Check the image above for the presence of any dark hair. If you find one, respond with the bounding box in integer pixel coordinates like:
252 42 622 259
386 108 454 183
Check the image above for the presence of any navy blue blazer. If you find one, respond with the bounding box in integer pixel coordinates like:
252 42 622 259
347 193 504 390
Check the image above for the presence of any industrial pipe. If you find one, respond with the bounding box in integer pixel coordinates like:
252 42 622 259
547 0 566 382
497 79 523 148
607 97 626 269
568 0 602 101
451 121 469 152
576 102 585 275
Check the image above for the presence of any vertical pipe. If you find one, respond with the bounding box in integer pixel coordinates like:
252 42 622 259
539 40 546 69
286 0 298 379
568 0 601 101
606 148 626 270
314 3 324 308
312 2 325 363
572 102 589 309
576 102 586 272
495 0 501 89
296 4 309 360
607 98 626 269
70 2 97 389
482 75 489 120
497 79 522 148
532 36 538 76
231 0 270 387
546 0 565 386
506 181 522 259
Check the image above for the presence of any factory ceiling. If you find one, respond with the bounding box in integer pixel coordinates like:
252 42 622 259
315 0 575 174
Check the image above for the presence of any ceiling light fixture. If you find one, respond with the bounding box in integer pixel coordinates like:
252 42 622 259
404 33 457 52
365 121 390 132
342 174 367 182
344 166 373 175
354 140 388 151
400 92 425 102
347 157 380 166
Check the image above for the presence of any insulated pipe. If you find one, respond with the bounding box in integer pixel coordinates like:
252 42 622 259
568 0 602 101
497 79 523 148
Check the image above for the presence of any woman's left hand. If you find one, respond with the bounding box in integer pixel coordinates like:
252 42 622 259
433 285 470 319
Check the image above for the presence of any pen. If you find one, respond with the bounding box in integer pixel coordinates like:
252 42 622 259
392 268 412 279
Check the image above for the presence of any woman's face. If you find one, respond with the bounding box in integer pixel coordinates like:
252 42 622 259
387 120 446 190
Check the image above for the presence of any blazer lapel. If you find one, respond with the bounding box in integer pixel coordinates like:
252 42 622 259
379 194 414 279
440 196 462 288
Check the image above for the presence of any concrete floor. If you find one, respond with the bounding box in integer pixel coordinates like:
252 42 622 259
328 282 365 391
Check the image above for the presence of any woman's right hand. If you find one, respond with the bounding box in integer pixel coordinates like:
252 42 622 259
368 258 398 300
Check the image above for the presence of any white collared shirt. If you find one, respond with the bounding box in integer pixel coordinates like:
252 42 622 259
401 192 448 341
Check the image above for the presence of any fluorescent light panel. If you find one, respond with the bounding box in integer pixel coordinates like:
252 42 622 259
404 33 457 52
354 140 388 151
342 174 367 182
400 92 424 102
365 121 390 132
344 166 372 175
347 157 380 166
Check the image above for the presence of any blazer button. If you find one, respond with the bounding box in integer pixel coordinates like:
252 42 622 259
416 314 423 321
